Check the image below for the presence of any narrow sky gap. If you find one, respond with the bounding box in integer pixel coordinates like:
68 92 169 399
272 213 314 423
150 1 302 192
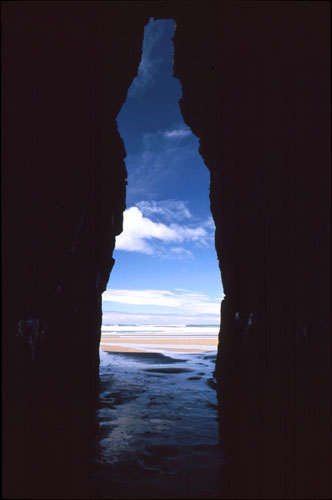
102 18 223 326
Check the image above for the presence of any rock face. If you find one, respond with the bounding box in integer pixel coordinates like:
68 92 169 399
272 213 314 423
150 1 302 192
2 2 331 499
173 3 331 498
2 3 149 498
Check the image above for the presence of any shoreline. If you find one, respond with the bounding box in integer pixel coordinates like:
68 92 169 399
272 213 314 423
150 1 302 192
100 337 217 345
100 345 215 353
100 335 218 354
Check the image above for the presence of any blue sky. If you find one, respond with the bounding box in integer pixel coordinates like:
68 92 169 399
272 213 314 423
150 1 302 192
102 18 224 325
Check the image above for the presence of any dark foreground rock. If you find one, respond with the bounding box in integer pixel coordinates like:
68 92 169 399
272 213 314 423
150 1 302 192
173 4 331 498
2 2 331 498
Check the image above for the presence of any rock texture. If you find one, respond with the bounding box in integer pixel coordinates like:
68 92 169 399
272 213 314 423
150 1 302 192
173 3 331 499
2 2 149 498
2 2 331 499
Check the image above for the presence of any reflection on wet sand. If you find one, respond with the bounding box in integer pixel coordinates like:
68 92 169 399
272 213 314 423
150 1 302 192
92 350 224 499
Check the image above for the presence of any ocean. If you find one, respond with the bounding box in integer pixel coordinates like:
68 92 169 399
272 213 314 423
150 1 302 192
92 325 223 499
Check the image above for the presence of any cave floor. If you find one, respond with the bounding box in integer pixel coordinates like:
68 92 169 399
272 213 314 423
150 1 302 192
91 349 224 499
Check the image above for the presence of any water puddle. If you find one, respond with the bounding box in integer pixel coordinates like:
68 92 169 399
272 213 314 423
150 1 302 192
92 349 224 499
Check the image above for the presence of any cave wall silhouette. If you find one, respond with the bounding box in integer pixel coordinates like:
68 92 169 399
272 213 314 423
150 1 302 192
2 2 331 499
173 3 331 498
2 3 150 497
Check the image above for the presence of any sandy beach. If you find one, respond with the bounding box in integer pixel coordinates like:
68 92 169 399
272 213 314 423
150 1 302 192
101 345 213 353
100 336 218 353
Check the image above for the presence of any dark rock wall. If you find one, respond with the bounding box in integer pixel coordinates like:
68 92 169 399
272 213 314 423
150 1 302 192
2 2 331 499
173 2 331 499
2 2 149 498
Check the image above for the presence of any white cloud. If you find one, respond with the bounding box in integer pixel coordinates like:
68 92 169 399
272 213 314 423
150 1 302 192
103 289 182 307
103 288 222 316
170 247 194 259
123 125 200 203
163 129 191 140
128 19 170 96
115 206 207 256
136 200 191 222
102 310 220 326
204 216 216 230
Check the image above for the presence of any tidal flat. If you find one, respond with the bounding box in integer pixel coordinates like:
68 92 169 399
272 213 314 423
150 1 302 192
91 349 224 499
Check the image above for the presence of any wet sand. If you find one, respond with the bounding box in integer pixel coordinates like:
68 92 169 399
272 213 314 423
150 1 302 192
100 336 218 354
92 349 224 499
101 345 212 353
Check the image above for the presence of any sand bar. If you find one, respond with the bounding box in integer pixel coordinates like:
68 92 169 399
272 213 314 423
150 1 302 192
100 344 213 353
100 335 218 353
100 337 217 346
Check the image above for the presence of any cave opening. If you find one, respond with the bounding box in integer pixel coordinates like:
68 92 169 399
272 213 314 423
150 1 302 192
101 17 223 358
93 18 224 498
